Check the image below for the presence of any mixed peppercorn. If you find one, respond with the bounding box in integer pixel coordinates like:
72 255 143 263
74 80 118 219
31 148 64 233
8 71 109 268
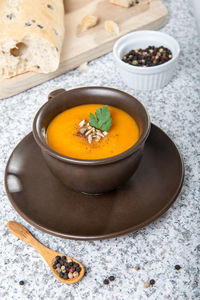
53 256 82 280
17 263 182 287
122 46 173 67
175 264 181 270
103 275 115 285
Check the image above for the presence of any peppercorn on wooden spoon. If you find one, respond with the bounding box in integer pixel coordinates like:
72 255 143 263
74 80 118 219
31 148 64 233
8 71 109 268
7 221 85 284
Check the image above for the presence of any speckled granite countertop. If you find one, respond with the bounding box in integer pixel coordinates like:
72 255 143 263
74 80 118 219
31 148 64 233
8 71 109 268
0 0 199 299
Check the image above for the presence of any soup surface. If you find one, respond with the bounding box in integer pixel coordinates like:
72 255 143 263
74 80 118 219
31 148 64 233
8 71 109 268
47 104 139 159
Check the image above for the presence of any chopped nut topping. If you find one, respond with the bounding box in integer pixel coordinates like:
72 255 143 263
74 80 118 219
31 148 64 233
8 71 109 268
79 120 86 127
95 136 101 142
85 128 93 136
96 130 104 138
88 135 92 144
78 120 109 144
79 128 87 134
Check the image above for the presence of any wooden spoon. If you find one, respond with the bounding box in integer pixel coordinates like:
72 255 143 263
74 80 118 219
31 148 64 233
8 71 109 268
7 221 85 284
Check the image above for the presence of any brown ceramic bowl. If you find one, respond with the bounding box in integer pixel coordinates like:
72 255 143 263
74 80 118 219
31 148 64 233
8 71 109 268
33 87 151 194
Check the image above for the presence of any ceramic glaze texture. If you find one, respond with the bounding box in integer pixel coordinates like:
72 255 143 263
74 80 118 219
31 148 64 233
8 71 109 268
0 0 200 299
33 87 150 194
4 125 184 240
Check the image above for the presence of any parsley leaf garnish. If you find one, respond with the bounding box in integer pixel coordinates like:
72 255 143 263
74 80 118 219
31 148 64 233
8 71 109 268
89 105 112 132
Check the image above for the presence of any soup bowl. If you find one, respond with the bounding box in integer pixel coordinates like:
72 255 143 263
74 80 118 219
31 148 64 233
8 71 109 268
33 87 151 194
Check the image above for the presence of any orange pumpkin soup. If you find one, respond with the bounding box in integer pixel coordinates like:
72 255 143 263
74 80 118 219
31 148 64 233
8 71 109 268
47 104 139 159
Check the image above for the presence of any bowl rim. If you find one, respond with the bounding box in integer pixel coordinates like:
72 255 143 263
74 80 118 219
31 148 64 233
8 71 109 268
33 87 151 166
113 30 181 72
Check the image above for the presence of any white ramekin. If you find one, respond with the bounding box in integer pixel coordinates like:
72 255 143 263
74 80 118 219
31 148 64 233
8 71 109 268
113 30 180 91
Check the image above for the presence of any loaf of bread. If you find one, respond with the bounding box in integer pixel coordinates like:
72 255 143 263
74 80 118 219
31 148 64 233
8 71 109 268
0 0 65 78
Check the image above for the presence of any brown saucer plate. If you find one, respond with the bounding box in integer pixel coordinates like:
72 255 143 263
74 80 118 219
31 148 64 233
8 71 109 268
4 124 184 240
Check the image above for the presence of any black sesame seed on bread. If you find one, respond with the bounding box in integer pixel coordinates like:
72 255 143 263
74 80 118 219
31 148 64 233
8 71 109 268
0 0 64 78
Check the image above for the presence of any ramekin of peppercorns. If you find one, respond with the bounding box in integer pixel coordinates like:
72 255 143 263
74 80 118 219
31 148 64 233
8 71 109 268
113 30 180 90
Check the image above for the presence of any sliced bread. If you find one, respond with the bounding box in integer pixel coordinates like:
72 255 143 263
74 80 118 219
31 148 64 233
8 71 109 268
0 0 65 78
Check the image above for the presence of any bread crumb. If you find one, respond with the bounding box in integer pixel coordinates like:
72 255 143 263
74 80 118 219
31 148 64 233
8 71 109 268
110 0 133 8
81 15 98 32
105 20 119 35
144 282 150 288
79 62 88 71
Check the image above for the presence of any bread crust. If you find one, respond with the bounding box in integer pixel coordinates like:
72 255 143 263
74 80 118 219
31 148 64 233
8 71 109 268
0 0 64 78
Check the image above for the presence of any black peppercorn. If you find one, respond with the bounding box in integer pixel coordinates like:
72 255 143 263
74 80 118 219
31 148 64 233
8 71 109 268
76 267 81 272
73 263 79 268
150 279 155 285
175 265 181 270
109 276 115 281
103 279 109 285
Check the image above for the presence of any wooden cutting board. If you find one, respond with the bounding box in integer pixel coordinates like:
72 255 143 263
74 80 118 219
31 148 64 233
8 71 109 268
0 0 167 99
